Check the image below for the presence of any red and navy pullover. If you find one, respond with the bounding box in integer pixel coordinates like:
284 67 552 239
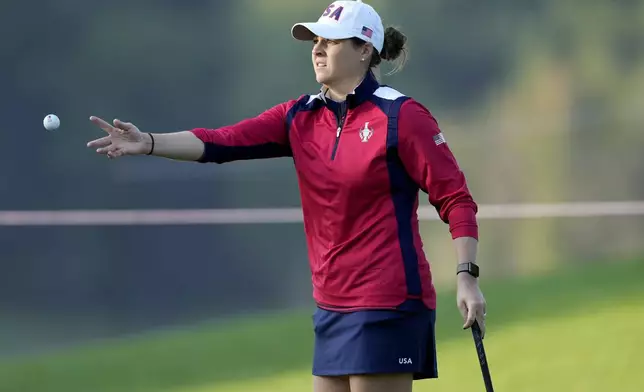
190 71 478 311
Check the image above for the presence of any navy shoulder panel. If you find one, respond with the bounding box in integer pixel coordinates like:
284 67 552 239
368 86 410 150
286 94 324 133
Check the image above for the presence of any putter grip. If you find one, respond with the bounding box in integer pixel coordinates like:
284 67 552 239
472 321 494 392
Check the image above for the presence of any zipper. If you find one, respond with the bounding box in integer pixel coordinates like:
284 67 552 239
330 102 347 160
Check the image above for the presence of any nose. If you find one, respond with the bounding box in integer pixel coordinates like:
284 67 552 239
312 40 324 56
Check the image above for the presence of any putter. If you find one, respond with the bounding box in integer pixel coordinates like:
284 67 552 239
471 320 494 391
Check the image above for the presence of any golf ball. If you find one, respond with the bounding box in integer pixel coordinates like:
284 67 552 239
43 114 60 131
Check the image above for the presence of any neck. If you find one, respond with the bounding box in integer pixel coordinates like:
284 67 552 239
324 72 367 102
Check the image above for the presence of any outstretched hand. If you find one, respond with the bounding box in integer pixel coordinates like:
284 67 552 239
87 116 150 158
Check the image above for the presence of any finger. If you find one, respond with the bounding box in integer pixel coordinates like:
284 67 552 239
107 146 129 159
457 299 467 321
463 306 476 329
87 136 111 148
89 116 116 134
113 119 134 131
96 144 118 155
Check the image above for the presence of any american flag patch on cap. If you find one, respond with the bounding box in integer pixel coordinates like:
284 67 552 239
361 26 373 38
433 132 446 146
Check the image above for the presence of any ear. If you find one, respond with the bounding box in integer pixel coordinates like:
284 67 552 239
361 43 374 58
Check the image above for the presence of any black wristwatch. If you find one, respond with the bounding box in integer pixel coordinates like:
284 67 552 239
457 262 479 278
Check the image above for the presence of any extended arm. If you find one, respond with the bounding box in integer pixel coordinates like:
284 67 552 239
145 131 205 161
88 97 300 163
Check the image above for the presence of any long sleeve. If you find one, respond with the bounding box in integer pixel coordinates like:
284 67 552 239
397 99 478 240
190 98 300 164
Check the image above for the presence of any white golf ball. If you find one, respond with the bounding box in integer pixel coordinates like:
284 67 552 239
43 114 60 131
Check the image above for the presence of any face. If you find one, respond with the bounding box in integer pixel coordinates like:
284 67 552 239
312 36 370 86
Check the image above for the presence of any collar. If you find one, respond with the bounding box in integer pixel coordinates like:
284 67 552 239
315 70 380 109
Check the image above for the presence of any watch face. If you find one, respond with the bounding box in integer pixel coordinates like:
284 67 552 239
458 263 479 277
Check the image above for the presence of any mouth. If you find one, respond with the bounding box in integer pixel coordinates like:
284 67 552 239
315 62 327 68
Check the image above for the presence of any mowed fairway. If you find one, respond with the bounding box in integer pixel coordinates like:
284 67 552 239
1 259 643 392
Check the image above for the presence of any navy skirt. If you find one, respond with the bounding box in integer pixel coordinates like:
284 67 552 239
312 300 438 379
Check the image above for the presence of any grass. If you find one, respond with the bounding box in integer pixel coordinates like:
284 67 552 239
1 258 643 392
189 299 644 392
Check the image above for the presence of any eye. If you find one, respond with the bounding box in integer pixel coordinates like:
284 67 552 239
313 38 337 46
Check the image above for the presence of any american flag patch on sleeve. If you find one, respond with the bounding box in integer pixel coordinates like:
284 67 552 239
433 132 446 146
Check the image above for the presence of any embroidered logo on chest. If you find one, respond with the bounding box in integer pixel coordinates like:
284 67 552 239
359 121 374 142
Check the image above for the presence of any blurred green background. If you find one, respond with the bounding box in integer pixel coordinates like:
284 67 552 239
1 0 643 391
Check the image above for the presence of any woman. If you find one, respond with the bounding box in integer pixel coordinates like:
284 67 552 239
87 1 487 391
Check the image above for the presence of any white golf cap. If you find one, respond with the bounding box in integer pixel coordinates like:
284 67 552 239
291 0 385 53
